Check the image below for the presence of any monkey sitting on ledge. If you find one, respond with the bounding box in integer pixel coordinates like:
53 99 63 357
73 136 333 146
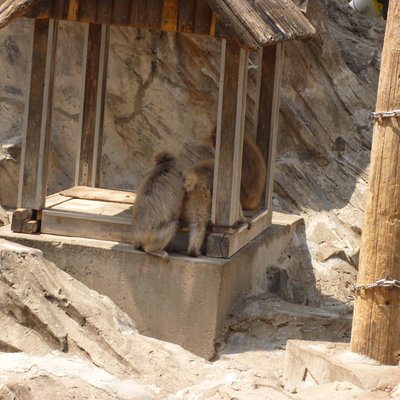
131 152 184 260
181 159 214 257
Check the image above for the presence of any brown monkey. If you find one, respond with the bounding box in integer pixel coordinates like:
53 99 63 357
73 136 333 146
181 159 214 257
131 152 184 260
240 133 267 211
212 131 267 211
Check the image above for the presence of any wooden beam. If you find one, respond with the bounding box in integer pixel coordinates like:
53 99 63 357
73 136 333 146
96 0 113 24
177 0 197 33
78 0 97 22
18 19 58 210
161 0 179 32
92 24 110 187
194 0 212 34
256 43 284 210
113 0 130 25
351 0 400 365
207 209 272 258
75 23 104 187
211 39 248 229
67 0 79 21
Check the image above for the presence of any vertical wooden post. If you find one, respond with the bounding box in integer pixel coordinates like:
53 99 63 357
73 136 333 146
351 1 400 365
211 39 248 229
75 23 109 187
256 43 284 211
18 19 58 210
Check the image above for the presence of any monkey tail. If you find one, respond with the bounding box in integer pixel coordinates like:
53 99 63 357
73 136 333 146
154 151 176 165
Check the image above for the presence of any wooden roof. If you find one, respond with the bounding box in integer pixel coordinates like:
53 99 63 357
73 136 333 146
208 0 315 47
0 0 315 48
0 0 35 29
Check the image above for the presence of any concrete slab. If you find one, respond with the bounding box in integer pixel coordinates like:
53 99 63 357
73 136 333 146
0 212 303 359
283 340 400 393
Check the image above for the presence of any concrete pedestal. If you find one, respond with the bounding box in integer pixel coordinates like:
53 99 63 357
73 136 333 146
283 340 400 393
0 212 302 359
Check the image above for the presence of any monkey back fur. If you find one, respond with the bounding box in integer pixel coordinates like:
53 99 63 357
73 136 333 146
131 152 184 259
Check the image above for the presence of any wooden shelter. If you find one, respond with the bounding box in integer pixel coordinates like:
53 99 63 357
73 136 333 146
2 0 314 258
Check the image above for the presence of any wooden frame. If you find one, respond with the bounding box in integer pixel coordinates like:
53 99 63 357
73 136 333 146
18 18 58 210
12 11 285 259
206 42 284 258
75 23 110 187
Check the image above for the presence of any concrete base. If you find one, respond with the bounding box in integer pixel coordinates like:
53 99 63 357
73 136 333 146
0 212 303 360
283 340 400 393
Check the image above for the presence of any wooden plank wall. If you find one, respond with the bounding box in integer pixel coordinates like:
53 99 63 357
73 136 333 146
27 0 215 35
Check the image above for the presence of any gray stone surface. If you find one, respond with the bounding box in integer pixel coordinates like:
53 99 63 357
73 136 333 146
283 340 400 394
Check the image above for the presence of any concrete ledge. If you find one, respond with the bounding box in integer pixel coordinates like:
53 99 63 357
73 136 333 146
0 212 303 359
283 340 400 393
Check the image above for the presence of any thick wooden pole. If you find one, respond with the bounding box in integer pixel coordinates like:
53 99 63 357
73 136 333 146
18 19 58 210
211 39 248 229
351 1 400 365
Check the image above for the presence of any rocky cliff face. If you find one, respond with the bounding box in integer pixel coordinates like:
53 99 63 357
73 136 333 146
0 1 385 302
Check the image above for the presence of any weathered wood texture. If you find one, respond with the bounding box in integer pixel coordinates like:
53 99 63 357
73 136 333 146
211 39 247 229
256 43 283 210
207 209 272 258
0 0 37 28
76 23 106 187
60 186 136 204
206 0 315 47
351 1 400 365
18 19 58 210
16 0 314 48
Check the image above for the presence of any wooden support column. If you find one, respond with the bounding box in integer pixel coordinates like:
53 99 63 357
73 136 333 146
18 19 58 211
211 39 248 229
351 1 400 365
256 43 284 211
75 23 110 187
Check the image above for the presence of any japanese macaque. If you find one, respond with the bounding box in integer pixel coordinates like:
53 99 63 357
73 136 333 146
212 131 267 211
181 159 214 257
131 152 184 260
240 132 267 211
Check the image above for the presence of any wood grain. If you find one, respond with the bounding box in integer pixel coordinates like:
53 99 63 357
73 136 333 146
76 24 102 187
177 0 196 33
211 40 247 228
351 0 400 365
18 19 57 210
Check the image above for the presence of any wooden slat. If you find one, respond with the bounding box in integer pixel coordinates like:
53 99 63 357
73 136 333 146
161 0 178 32
41 212 132 243
76 24 102 187
177 0 196 33
51 0 66 19
256 44 283 210
96 0 113 24
18 19 58 210
66 0 79 20
60 186 136 204
194 0 212 34
130 0 146 28
25 0 51 19
45 192 71 208
78 0 97 22
92 24 110 187
112 0 130 25
211 39 248 228
145 0 164 30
